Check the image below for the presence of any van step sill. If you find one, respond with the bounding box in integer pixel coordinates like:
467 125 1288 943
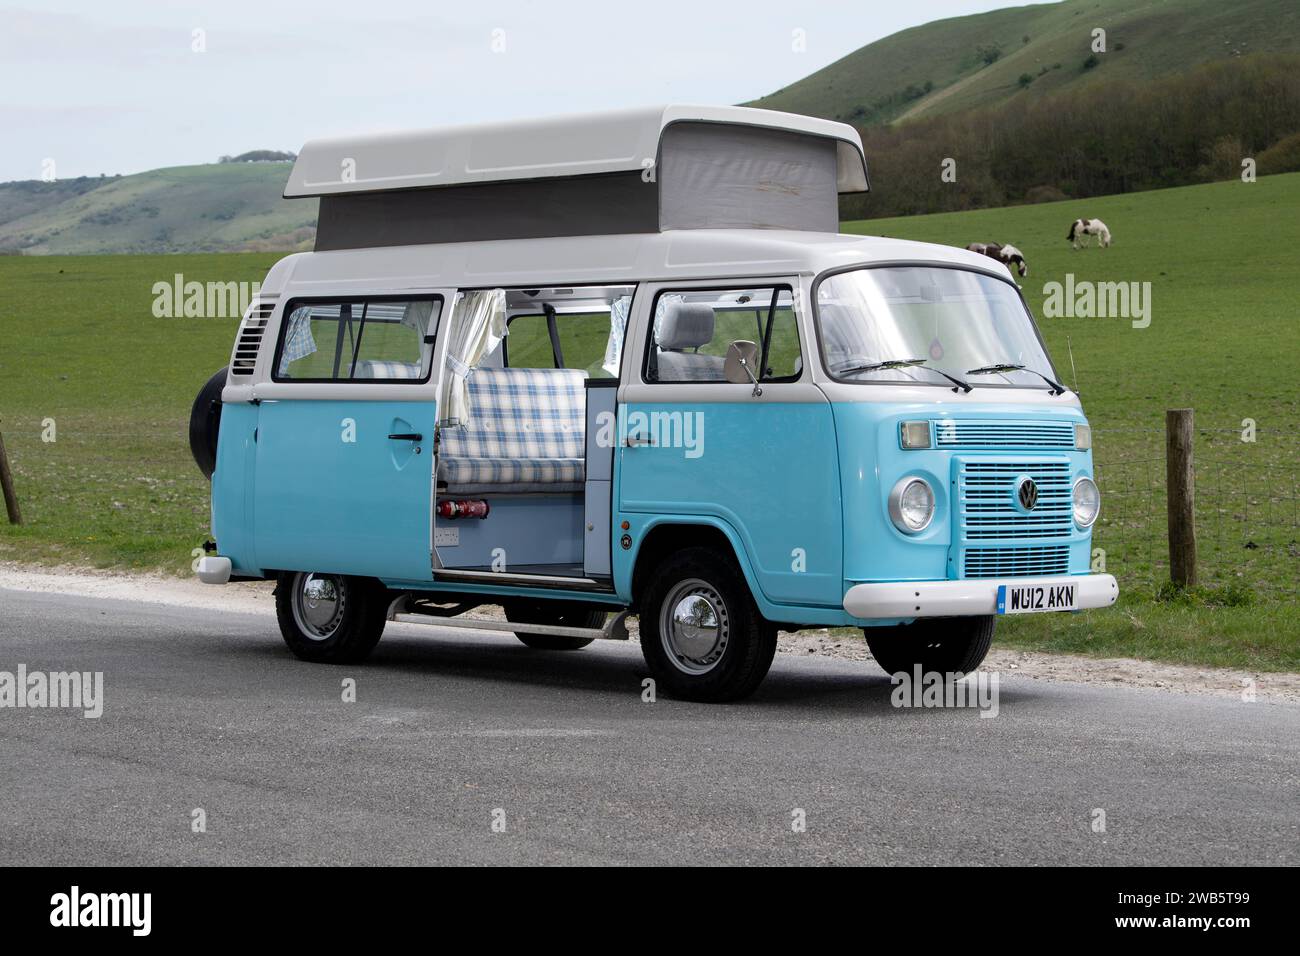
432 567 614 592
393 610 630 641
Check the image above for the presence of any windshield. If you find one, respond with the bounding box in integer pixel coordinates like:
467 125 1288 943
815 266 1057 388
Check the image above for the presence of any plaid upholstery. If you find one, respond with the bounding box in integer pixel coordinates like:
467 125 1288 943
439 457 585 491
354 359 423 379
439 367 587 492
278 310 318 376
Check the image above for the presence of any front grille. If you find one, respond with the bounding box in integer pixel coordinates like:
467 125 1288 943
959 460 1073 540
952 456 1076 579
963 546 1070 578
936 419 1074 449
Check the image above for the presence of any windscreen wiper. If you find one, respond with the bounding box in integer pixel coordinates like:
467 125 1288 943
966 363 1067 395
838 358 972 393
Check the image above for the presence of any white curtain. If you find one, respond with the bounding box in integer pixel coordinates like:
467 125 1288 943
400 299 436 336
440 289 506 425
602 295 632 376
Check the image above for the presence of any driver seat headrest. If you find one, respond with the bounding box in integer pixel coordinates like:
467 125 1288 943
658 302 715 351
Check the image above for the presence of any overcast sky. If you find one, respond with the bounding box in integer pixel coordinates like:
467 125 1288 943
1 0 1015 183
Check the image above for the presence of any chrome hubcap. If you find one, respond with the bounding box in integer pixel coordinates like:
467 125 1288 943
292 572 346 641
660 578 728 675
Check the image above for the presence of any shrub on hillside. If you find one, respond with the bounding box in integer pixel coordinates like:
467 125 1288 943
1257 131 1300 174
218 150 296 163
842 53 1300 219
1196 135 1248 182
1023 184 1070 204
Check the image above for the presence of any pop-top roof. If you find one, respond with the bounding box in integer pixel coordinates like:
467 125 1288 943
283 104 869 198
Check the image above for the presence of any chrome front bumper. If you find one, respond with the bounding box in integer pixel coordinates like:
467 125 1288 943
843 573 1118 619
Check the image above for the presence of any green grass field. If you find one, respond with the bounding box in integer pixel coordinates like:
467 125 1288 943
0 174 1296 669
0 252 279 567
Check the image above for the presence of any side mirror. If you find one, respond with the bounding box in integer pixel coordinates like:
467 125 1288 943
724 340 763 397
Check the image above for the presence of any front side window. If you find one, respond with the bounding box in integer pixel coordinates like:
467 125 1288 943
815 267 1056 389
644 286 800 384
274 297 441 382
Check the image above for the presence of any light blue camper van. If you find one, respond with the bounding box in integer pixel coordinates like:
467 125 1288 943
189 106 1117 702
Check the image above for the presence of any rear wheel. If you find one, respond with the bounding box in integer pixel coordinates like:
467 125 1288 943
640 547 777 702
864 616 995 677
504 600 603 650
276 572 388 663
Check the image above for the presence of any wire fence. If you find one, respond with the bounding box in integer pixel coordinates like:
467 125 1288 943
1092 426 1299 602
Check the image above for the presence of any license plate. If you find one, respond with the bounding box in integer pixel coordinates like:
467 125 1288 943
997 582 1078 615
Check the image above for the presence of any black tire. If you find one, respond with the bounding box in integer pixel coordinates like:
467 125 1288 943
639 546 777 702
275 572 388 664
864 616 995 677
503 600 602 650
188 367 228 480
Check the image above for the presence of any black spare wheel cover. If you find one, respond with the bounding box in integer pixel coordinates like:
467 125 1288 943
189 367 228 480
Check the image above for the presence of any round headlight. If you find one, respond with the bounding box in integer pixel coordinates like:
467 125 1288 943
889 477 935 534
1073 476 1100 528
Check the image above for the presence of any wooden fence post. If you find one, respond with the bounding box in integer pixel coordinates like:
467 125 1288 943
1166 408 1196 587
0 426 22 525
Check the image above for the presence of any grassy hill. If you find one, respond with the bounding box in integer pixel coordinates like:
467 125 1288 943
0 163 315 255
749 0 1300 124
0 177 113 229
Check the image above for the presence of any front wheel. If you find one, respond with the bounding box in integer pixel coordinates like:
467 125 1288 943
276 572 388 663
640 547 777 702
864 616 995 677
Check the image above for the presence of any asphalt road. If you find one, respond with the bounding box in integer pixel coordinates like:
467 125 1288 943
1 587 1297 865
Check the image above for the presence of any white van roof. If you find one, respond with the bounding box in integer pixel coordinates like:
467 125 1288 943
284 105 869 198
256 230 1009 298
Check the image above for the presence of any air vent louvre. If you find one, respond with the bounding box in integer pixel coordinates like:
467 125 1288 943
963 546 1070 578
230 301 275 376
936 420 1075 449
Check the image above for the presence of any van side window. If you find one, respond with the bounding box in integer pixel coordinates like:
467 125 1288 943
644 286 800 383
494 287 634 378
505 311 613 377
273 298 441 382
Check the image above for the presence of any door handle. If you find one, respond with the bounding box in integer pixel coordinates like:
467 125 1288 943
624 434 654 447
388 432 423 441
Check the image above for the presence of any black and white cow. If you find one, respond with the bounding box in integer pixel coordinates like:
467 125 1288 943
1067 218 1112 248
966 241 1028 278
